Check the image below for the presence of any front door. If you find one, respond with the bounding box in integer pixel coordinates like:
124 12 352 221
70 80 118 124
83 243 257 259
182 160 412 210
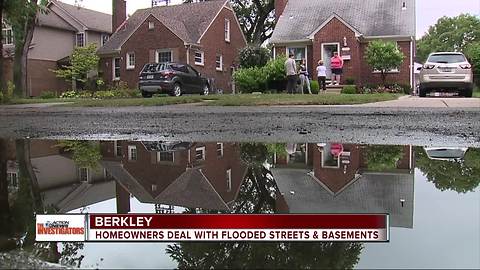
321 43 340 80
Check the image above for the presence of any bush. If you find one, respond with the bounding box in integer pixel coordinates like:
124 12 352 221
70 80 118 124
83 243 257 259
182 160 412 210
39 91 57 99
233 67 267 93
359 83 409 94
342 85 357 94
264 56 287 82
310 80 320 94
60 90 78 99
345 77 356 85
238 46 271 68
93 90 116 99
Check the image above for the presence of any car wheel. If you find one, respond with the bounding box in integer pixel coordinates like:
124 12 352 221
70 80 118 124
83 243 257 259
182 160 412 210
419 86 427 97
141 91 153 98
463 87 473 98
172 83 182 97
202 84 210 96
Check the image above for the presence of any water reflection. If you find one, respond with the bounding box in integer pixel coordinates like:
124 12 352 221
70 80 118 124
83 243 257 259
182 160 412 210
0 139 479 269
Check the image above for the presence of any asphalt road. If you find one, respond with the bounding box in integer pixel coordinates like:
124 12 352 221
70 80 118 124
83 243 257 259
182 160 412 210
0 100 479 146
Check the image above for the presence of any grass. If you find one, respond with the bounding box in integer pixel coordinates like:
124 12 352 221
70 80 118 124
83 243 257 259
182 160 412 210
473 87 480 98
2 93 402 107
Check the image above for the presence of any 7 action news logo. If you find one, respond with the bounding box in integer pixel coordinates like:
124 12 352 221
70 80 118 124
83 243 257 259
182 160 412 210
37 220 85 235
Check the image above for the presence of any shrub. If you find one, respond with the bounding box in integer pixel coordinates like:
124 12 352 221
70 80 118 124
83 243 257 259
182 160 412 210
238 46 271 68
39 91 57 99
341 85 357 94
93 90 116 99
310 80 320 94
345 77 356 85
233 67 267 93
264 56 287 82
60 91 78 99
77 91 93 98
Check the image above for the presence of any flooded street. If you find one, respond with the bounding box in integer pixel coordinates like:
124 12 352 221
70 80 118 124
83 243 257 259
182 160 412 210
0 139 478 268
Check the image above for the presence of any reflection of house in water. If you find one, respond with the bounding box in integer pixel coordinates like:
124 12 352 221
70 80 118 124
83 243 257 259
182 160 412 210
101 141 247 213
7 140 116 213
273 143 414 228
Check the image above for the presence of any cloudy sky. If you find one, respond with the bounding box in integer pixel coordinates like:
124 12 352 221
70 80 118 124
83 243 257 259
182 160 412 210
61 0 480 38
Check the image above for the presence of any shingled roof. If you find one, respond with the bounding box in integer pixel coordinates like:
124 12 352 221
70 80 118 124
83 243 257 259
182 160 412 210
98 0 227 55
271 0 415 43
37 9 77 32
52 0 112 33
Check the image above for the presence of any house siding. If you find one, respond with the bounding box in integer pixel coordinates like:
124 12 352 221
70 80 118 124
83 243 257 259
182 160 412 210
191 7 247 93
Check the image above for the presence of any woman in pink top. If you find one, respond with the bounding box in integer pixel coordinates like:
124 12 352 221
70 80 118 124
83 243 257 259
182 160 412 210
330 52 344 85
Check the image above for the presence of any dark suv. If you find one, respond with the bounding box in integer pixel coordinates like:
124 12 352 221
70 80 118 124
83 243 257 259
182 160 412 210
138 63 210 97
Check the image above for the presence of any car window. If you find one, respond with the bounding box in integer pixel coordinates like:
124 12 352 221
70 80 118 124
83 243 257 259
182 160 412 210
187 66 199 76
428 54 467 64
171 65 188 73
142 64 167 73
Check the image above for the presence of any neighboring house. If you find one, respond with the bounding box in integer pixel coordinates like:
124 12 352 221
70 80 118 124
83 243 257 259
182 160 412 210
2 0 112 97
271 0 416 87
100 141 248 213
98 0 247 93
272 143 414 228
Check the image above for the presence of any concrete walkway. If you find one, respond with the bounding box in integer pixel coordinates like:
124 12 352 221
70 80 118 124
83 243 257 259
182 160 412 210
358 96 480 108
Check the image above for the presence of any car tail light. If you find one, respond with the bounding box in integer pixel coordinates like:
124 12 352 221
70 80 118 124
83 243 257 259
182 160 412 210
423 64 435 69
459 64 471 69
161 70 175 79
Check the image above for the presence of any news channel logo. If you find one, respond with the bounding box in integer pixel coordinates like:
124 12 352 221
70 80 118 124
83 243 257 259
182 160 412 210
36 215 86 242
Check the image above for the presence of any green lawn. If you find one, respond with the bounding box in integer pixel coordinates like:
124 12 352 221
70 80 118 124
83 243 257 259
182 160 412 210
4 93 402 107
473 87 480 98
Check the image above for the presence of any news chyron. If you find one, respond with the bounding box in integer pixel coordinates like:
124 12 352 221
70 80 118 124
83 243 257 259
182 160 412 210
36 214 389 242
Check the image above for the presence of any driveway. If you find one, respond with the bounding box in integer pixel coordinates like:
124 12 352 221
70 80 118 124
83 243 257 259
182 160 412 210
357 96 480 108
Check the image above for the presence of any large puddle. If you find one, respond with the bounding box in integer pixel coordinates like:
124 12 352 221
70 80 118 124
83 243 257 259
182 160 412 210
1 139 479 268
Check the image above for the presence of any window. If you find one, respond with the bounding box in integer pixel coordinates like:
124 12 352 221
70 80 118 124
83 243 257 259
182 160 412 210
194 51 204 66
224 19 230 42
2 27 13 45
216 143 224 157
195 147 206 161
101 34 109 46
148 21 155 30
216 54 223 71
156 50 172 64
157 151 174 163
126 52 135 70
128 145 137 161
76 33 85 47
7 172 18 188
113 58 121 80
79 168 89 182
287 47 306 64
226 169 232 192
114 141 123 157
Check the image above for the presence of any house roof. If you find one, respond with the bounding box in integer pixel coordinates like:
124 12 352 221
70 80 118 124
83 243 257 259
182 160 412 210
98 0 227 55
272 168 414 228
51 0 112 33
37 9 77 32
102 161 230 211
270 0 415 43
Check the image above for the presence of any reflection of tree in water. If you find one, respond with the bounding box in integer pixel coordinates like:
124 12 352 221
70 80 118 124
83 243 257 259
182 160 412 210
167 143 362 269
0 139 85 267
416 147 480 193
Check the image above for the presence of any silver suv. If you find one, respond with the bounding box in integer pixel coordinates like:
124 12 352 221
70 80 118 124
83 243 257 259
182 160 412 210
419 52 474 97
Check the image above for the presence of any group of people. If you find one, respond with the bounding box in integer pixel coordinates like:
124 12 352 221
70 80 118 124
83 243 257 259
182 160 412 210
285 52 344 94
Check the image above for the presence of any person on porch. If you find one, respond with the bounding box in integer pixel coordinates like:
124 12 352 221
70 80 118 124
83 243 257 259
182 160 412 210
316 60 327 93
330 52 344 85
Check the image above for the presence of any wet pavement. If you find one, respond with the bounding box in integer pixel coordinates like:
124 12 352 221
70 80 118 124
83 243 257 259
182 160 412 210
0 139 479 269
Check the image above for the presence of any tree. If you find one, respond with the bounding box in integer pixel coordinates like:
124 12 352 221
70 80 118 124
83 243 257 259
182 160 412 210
5 0 46 97
365 145 404 171
417 14 480 62
183 0 275 44
465 42 480 85
415 147 480 194
52 43 100 91
238 45 270 68
364 41 404 86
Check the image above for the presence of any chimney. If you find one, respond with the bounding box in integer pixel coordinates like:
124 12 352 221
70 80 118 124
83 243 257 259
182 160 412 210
112 0 127 32
275 0 288 21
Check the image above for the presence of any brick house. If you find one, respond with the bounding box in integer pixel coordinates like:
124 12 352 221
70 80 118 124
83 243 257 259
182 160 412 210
2 0 112 96
271 0 416 88
98 0 247 93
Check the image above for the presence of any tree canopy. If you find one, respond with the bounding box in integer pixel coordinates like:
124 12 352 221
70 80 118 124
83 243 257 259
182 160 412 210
364 41 404 86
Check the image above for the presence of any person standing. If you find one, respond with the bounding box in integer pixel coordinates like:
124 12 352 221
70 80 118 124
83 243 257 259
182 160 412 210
330 52 344 85
285 53 298 94
299 59 312 94
316 60 327 93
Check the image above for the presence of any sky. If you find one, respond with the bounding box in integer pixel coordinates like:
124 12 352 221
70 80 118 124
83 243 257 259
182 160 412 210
61 0 480 39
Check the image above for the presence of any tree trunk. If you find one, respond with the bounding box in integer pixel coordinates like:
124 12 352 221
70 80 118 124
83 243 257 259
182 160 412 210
16 139 43 213
381 71 387 87
0 139 12 237
0 0 5 92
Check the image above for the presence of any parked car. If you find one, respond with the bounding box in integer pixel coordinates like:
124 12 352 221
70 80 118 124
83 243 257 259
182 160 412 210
424 147 469 161
418 52 474 97
138 63 210 97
